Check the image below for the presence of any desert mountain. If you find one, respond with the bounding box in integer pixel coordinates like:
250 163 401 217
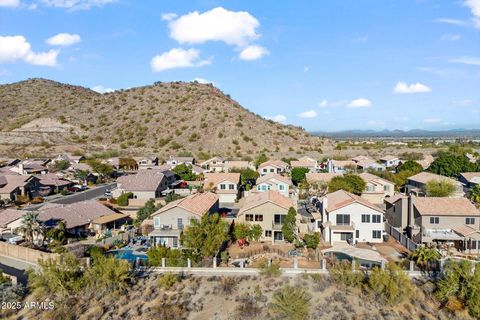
0 78 324 159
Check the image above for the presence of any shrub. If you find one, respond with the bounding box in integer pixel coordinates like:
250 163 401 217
425 180 456 197
158 272 179 289
329 261 364 288
366 263 414 305
218 277 237 294
303 232 320 249
117 192 133 206
258 258 282 278
270 285 311 320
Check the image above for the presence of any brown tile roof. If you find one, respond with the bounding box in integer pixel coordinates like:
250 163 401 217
91 213 130 225
117 169 165 191
416 155 434 169
324 190 383 213
384 194 407 204
256 173 292 185
306 173 343 184
152 192 219 217
380 155 399 161
258 160 288 170
0 175 34 194
35 173 72 187
204 173 240 189
460 172 480 183
225 160 250 170
408 172 459 185
359 172 394 186
0 209 25 228
290 160 316 168
452 224 479 237
413 197 480 216
239 190 294 215
330 160 356 167
38 200 117 229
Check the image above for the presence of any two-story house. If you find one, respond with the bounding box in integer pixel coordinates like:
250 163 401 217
290 156 318 173
406 172 464 197
236 190 295 244
313 190 385 245
379 155 401 168
199 157 226 172
326 159 356 173
352 156 385 172
134 156 159 169
204 172 241 204
254 173 292 198
149 192 219 248
166 156 196 167
459 172 480 189
359 172 395 204
257 160 289 176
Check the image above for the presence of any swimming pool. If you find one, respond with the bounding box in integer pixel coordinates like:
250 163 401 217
324 251 381 268
109 249 148 263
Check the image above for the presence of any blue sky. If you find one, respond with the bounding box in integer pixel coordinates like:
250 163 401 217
1 0 479 132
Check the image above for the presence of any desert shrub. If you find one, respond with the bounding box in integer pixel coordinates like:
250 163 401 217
117 192 133 206
258 258 282 278
236 295 262 318
270 285 311 320
218 277 237 294
158 272 179 289
303 232 320 249
329 261 364 288
366 262 414 305
84 254 131 295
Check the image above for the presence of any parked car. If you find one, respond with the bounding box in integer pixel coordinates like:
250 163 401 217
69 185 87 193
104 190 112 198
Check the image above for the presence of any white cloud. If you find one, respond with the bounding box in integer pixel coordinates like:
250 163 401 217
193 77 214 85
318 99 328 108
354 36 369 42
0 0 20 7
393 81 431 94
303 66 309 72
449 56 480 66
40 0 116 10
46 33 81 46
91 85 115 93
239 45 269 60
265 114 287 124
452 99 473 106
167 7 260 47
150 48 211 72
0 35 58 66
435 18 469 26
297 110 317 118
463 0 480 28
441 33 460 41
423 118 442 123
161 12 178 21
348 98 372 108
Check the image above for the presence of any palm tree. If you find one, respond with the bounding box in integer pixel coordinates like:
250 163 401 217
46 220 67 244
18 211 44 246
408 246 441 270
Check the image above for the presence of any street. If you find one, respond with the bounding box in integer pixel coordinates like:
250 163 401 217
23 183 117 210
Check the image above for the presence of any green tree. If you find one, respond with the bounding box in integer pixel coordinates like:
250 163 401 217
53 160 71 171
291 167 310 186
408 247 440 270
172 163 197 181
117 192 133 206
254 153 268 168
270 285 311 320
367 263 414 305
135 199 158 226
303 232 320 249
469 185 480 205
397 160 423 174
118 157 138 170
18 211 43 246
74 169 90 184
182 213 230 257
84 254 131 294
428 151 474 177
46 221 67 245
87 159 114 180
234 223 250 241
281 207 297 243
328 174 366 195
229 167 259 186
248 224 263 241
425 180 456 197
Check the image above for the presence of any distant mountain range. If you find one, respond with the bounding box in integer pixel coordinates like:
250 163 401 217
311 129 480 138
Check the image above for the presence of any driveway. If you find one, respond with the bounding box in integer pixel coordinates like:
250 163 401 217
24 182 117 210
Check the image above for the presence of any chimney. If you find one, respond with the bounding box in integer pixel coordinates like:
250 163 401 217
408 193 415 227
19 163 24 175
322 196 328 222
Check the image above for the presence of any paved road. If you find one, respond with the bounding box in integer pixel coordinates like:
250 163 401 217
24 183 116 210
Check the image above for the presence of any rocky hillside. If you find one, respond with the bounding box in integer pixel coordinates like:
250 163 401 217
0 78 324 158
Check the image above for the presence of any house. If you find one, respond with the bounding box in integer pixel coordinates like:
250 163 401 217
385 194 410 232
352 156 385 172
166 156 195 167
133 156 159 168
0 175 39 201
149 192 219 247
35 173 74 196
459 172 480 188
224 160 253 172
254 173 292 198
305 173 342 194
115 169 168 200
406 172 464 197
359 172 395 205
204 173 241 203
0 208 25 234
0 158 20 168
379 155 401 168
10 161 48 175
236 190 295 244
327 159 356 173
37 200 120 236
466 153 478 163
200 157 225 172
416 154 434 170
53 153 85 164
257 160 289 176
313 190 385 245
91 213 132 236
407 197 480 252
290 157 318 172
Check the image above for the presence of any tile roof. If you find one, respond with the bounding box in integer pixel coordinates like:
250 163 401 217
407 172 459 185
204 173 240 189
324 190 383 213
380 155 399 161
452 224 479 237
0 209 25 228
239 190 294 215
413 197 480 216
258 160 288 169
38 200 117 229
225 160 250 170
416 155 434 169
0 175 35 194
330 160 356 167
117 169 165 191
359 172 394 186
305 173 343 184
290 160 316 168
384 194 407 204
256 173 292 185
91 213 130 225
152 192 219 217
460 172 480 183
35 173 72 187
352 155 371 162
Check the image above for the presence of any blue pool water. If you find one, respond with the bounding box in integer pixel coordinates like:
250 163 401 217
325 251 381 268
110 249 148 263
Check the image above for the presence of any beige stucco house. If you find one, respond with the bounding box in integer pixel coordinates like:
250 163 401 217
254 173 292 198
114 169 168 200
359 172 395 205
204 172 241 204
257 160 289 176
406 172 464 197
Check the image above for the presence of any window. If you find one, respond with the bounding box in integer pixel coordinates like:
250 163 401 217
255 214 263 222
430 217 440 224
361 214 370 223
340 232 353 241
177 218 183 229
317 220 322 229
246 214 254 222
257 186 261 191
384 185 390 192
366 185 374 192
270 168 274 172
372 230 382 239
279 184 284 190
261 185 267 191
263 168 267 173
274 214 286 225
172 237 178 248
265 230 272 237
372 215 382 223
471 240 478 250
336 214 350 226
356 230 360 238
274 231 284 241
466 217 476 225
229 184 235 190
220 184 226 190
154 217 160 228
